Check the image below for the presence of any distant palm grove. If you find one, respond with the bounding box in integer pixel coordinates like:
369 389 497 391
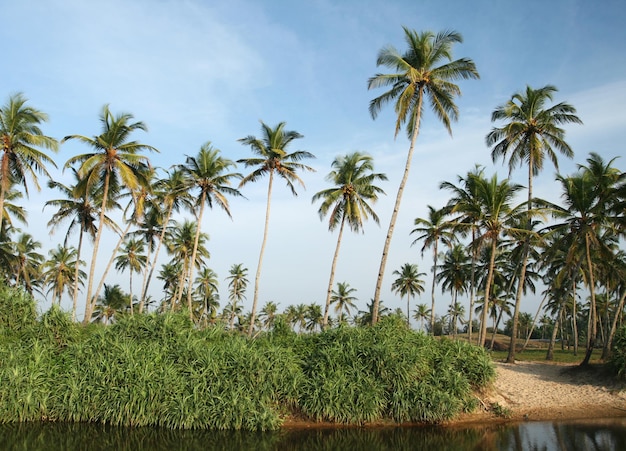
0 26 625 429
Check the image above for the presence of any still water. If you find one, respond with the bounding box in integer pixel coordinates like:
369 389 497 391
1 418 626 450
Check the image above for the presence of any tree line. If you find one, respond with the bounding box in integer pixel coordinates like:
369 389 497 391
0 27 624 369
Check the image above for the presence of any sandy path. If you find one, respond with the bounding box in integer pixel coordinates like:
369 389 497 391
457 361 626 424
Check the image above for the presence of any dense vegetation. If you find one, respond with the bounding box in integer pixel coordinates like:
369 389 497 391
0 284 494 431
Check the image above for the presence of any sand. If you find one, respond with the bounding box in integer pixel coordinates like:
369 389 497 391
453 360 626 425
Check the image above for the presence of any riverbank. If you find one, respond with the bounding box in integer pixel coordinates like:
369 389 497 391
451 360 626 425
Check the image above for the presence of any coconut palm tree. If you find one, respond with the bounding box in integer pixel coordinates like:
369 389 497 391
355 299 391 327
92 283 128 324
226 263 249 331
238 121 315 336
367 28 479 323
312 152 387 328
42 244 85 307
440 165 485 343
411 205 455 334
413 303 431 332
259 300 279 331
45 169 115 320
305 303 324 332
1 187 27 227
473 173 524 347
487 84 582 363
194 267 219 327
114 237 147 315
391 263 426 327
63 105 157 323
330 281 358 325
12 232 44 294
0 93 59 231
437 244 470 333
179 143 242 318
446 301 466 339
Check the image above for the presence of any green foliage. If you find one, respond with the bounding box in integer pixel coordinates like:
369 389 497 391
0 291 495 430
610 326 626 379
0 281 38 339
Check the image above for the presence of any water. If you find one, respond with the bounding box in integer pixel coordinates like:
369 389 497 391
1 418 626 450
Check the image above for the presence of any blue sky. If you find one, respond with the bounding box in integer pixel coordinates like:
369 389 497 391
2 0 625 323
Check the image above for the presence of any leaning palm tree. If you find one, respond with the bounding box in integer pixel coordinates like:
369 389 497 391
487 84 582 363
391 263 425 327
312 152 387 329
411 205 455 334
63 105 158 323
0 93 59 231
238 121 315 336
179 143 242 319
367 27 479 323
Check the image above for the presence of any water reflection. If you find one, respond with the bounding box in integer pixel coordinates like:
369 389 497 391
1 418 626 450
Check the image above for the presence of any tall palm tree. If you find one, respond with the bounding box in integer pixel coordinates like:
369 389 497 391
42 244 84 307
391 263 425 327
437 243 470 326
140 168 193 308
411 205 455 334
473 173 524 347
487 84 582 363
226 263 249 331
0 93 59 231
367 28 479 323
446 301 466 339
440 165 485 343
330 281 358 324
238 121 315 336
179 143 242 318
312 152 387 328
114 237 147 315
63 105 157 323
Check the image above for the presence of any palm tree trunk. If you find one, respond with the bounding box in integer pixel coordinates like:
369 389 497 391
506 161 533 363
468 228 477 343
372 91 423 324
140 204 174 312
187 194 206 320
0 152 9 232
430 242 438 335
71 227 85 322
323 215 346 329
83 171 111 324
602 290 626 360
581 233 597 366
522 293 547 352
248 171 274 337
479 240 497 347
546 304 563 361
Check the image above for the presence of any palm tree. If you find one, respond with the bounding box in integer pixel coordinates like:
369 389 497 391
114 237 147 315
446 301 466 339
226 263 249 331
12 232 44 294
0 93 59 231
42 244 84 307
194 267 219 327
238 121 315 336
411 205 455 334
367 28 479 323
413 303 431 332
355 299 391 327
140 168 193 308
92 284 128 324
440 165 485 343
487 84 582 363
305 303 324 332
312 152 387 328
391 263 425 327
330 281 358 324
45 170 111 320
179 143 242 318
1 187 27 227
473 173 524 347
259 300 279 331
63 105 157 323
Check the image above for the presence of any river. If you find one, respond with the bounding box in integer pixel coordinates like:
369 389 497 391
1 418 625 450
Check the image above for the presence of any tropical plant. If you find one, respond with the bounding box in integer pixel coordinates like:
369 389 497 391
226 263 249 331
193 267 219 327
63 105 157 323
41 245 84 308
312 152 386 328
487 84 582 363
367 27 479 323
179 143 242 318
330 282 358 325
0 93 59 231
391 263 425 327
238 121 315 336
411 205 455 333
92 283 129 324
114 237 147 315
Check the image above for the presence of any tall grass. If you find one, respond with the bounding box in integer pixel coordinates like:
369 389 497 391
0 283 495 430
